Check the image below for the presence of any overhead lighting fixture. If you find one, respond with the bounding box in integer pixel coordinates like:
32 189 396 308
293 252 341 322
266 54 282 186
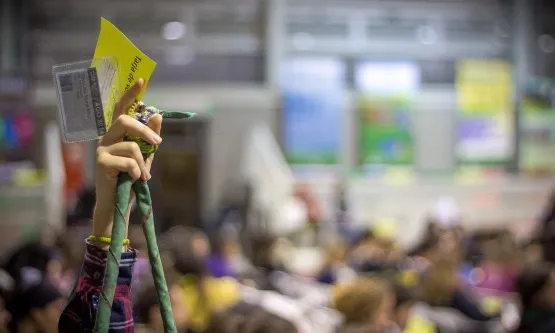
416 25 438 45
292 32 315 51
538 34 555 54
161 21 187 41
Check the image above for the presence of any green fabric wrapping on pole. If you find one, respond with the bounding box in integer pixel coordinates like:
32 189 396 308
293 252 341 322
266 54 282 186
133 179 177 333
94 173 133 333
93 104 194 333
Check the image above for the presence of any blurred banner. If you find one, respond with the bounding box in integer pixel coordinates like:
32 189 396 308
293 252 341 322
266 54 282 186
281 57 345 170
519 78 555 176
355 61 419 174
456 59 513 167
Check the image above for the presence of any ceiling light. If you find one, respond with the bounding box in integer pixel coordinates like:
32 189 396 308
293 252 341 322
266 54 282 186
161 22 186 41
416 25 438 45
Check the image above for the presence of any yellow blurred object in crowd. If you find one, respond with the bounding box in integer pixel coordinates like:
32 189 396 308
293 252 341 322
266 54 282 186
179 275 240 331
399 270 419 288
404 315 436 333
480 296 503 316
373 218 397 240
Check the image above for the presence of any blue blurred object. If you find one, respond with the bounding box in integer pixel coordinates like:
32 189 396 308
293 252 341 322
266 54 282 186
3 115 18 148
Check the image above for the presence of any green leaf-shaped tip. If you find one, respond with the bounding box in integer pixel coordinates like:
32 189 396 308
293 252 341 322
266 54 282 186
159 110 196 119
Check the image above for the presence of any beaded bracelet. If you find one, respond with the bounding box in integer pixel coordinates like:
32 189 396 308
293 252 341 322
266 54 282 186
88 235 130 246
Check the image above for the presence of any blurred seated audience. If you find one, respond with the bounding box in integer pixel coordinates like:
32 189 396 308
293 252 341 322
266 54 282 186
204 303 298 333
134 282 189 333
332 277 399 333
516 264 555 333
421 252 497 322
6 268 65 333
166 227 240 332
474 234 520 295
317 239 355 285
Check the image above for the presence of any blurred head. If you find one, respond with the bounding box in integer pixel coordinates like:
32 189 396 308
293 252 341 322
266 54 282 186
324 239 348 267
135 282 188 331
421 254 459 306
518 264 555 309
7 269 64 333
483 235 521 269
523 239 544 264
3 242 62 284
332 277 394 327
161 227 209 276
205 304 297 333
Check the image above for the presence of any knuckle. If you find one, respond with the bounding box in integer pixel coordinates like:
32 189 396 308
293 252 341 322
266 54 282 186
96 152 108 166
125 159 137 170
115 114 131 126
130 141 141 155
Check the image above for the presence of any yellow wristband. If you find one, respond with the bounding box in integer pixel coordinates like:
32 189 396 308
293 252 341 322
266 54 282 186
88 235 130 246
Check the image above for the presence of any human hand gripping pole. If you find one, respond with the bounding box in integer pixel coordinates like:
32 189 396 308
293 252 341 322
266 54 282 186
93 97 194 333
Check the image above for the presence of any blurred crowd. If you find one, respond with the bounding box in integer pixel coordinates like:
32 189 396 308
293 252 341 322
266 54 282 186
1 188 555 333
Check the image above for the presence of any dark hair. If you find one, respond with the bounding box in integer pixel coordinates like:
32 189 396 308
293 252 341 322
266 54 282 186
205 303 297 333
336 323 393 333
393 284 415 309
517 264 552 307
2 242 59 284
7 274 63 333
407 234 439 257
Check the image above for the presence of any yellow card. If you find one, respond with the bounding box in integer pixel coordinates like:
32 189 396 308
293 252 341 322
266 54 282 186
93 18 157 128
404 316 436 333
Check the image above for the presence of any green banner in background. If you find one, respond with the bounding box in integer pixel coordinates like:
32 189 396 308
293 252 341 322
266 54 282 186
358 95 413 165
355 61 419 174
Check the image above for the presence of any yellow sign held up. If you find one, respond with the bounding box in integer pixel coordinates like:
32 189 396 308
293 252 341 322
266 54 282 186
93 18 157 127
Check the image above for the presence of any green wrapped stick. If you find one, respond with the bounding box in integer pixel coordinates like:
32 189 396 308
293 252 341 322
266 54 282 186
93 174 133 333
94 102 195 333
133 179 175 333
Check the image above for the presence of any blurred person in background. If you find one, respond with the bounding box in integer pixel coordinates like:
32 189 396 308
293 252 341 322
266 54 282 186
2 240 63 288
474 234 520 295
7 268 65 333
522 238 544 265
168 227 240 332
204 303 298 333
516 264 555 333
205 232 255 279
317 239 355 285
332 277 399 333
406 233 440 274
135 282 189 333
391 284 417 331
420 253 497 323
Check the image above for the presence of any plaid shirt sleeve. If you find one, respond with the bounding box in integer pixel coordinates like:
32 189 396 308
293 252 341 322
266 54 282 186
59 242 138 333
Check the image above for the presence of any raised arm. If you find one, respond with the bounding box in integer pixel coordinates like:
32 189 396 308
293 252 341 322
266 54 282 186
59 78 163 333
